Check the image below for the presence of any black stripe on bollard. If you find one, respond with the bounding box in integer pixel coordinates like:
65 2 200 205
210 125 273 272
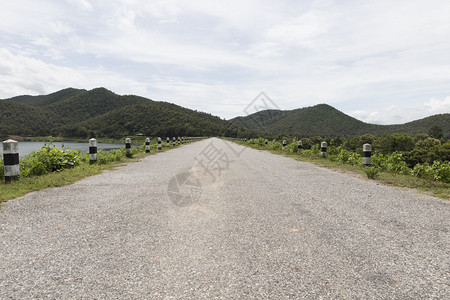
3 153 19 165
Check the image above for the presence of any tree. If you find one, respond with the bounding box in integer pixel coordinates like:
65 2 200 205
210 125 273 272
429 125 443 139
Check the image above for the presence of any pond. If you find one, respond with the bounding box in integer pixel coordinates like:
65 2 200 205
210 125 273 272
0 141 124 157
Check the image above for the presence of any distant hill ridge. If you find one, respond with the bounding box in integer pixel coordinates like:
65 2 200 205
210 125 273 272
230 104 450 138
1 88 448 138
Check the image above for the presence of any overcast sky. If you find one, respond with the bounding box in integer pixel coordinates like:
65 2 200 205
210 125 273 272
1 0 449 124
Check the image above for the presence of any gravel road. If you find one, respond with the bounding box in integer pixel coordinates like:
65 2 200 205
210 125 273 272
1 138 449 299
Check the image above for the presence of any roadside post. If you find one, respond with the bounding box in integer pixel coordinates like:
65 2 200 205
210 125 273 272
298 140 303 153
2 139 20 183
89 138 97 164
363 144 372 166
145 138 150 153
125 138 131 156
321 142 327 157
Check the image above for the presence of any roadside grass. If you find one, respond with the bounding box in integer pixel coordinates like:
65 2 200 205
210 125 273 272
231 140 450 200
0 163 116 203
0 140 195 206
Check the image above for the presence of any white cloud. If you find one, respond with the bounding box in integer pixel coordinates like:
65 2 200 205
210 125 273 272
0 48 146 98
350 98 450 125
66 0 93 12
265 10 333 48
0 0 450 124
424 97 450 114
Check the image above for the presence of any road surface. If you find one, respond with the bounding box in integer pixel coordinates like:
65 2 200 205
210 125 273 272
1 138 449 299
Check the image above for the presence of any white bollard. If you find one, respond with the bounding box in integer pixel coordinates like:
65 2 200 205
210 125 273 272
125 138 131 156
89 138 97 164
2 139 20 183
166 137 170 147
265 139 268 146
282 140 287 150
321 142 327 157
178 137 180 145
173 137 176 146
298 140 303 153
158 137 162 150
363 144 372 166
145 137 150 153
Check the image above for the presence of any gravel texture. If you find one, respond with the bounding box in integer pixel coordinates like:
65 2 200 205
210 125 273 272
0 138 449 299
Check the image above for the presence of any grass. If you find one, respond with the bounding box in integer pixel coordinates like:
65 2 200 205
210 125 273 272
0 163 115 202
230 140 450 200
0 140 195 206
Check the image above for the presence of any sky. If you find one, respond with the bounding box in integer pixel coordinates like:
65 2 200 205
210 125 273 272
1 0 449 124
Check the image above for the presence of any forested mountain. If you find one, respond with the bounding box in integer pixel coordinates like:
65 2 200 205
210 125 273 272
230 104 450 138
6 88 86 106
0 88 243 138
1 88 448 139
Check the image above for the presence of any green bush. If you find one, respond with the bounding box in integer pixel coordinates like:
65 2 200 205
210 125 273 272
269 142 282 150
310 144 321 157
284 138 298 153
96 149 125 164
413 163 434 180
20 143 85 177
247 138 265 146
364 166 379 179
431 161 450 183
372 151 411 175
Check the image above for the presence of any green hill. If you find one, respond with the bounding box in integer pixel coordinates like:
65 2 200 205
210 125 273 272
230 104 450 138
1 88 448 139
0 88 243 138
7 88 86 106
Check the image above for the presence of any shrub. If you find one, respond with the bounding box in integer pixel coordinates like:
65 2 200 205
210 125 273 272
372 151 411 175
284 138 298 153
269 142 282 150
431 161 450 183
412 163 433 180
247 138 265 146
20 143 84 177
364 166 379 179
310 144 321 157
96 149 125 164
